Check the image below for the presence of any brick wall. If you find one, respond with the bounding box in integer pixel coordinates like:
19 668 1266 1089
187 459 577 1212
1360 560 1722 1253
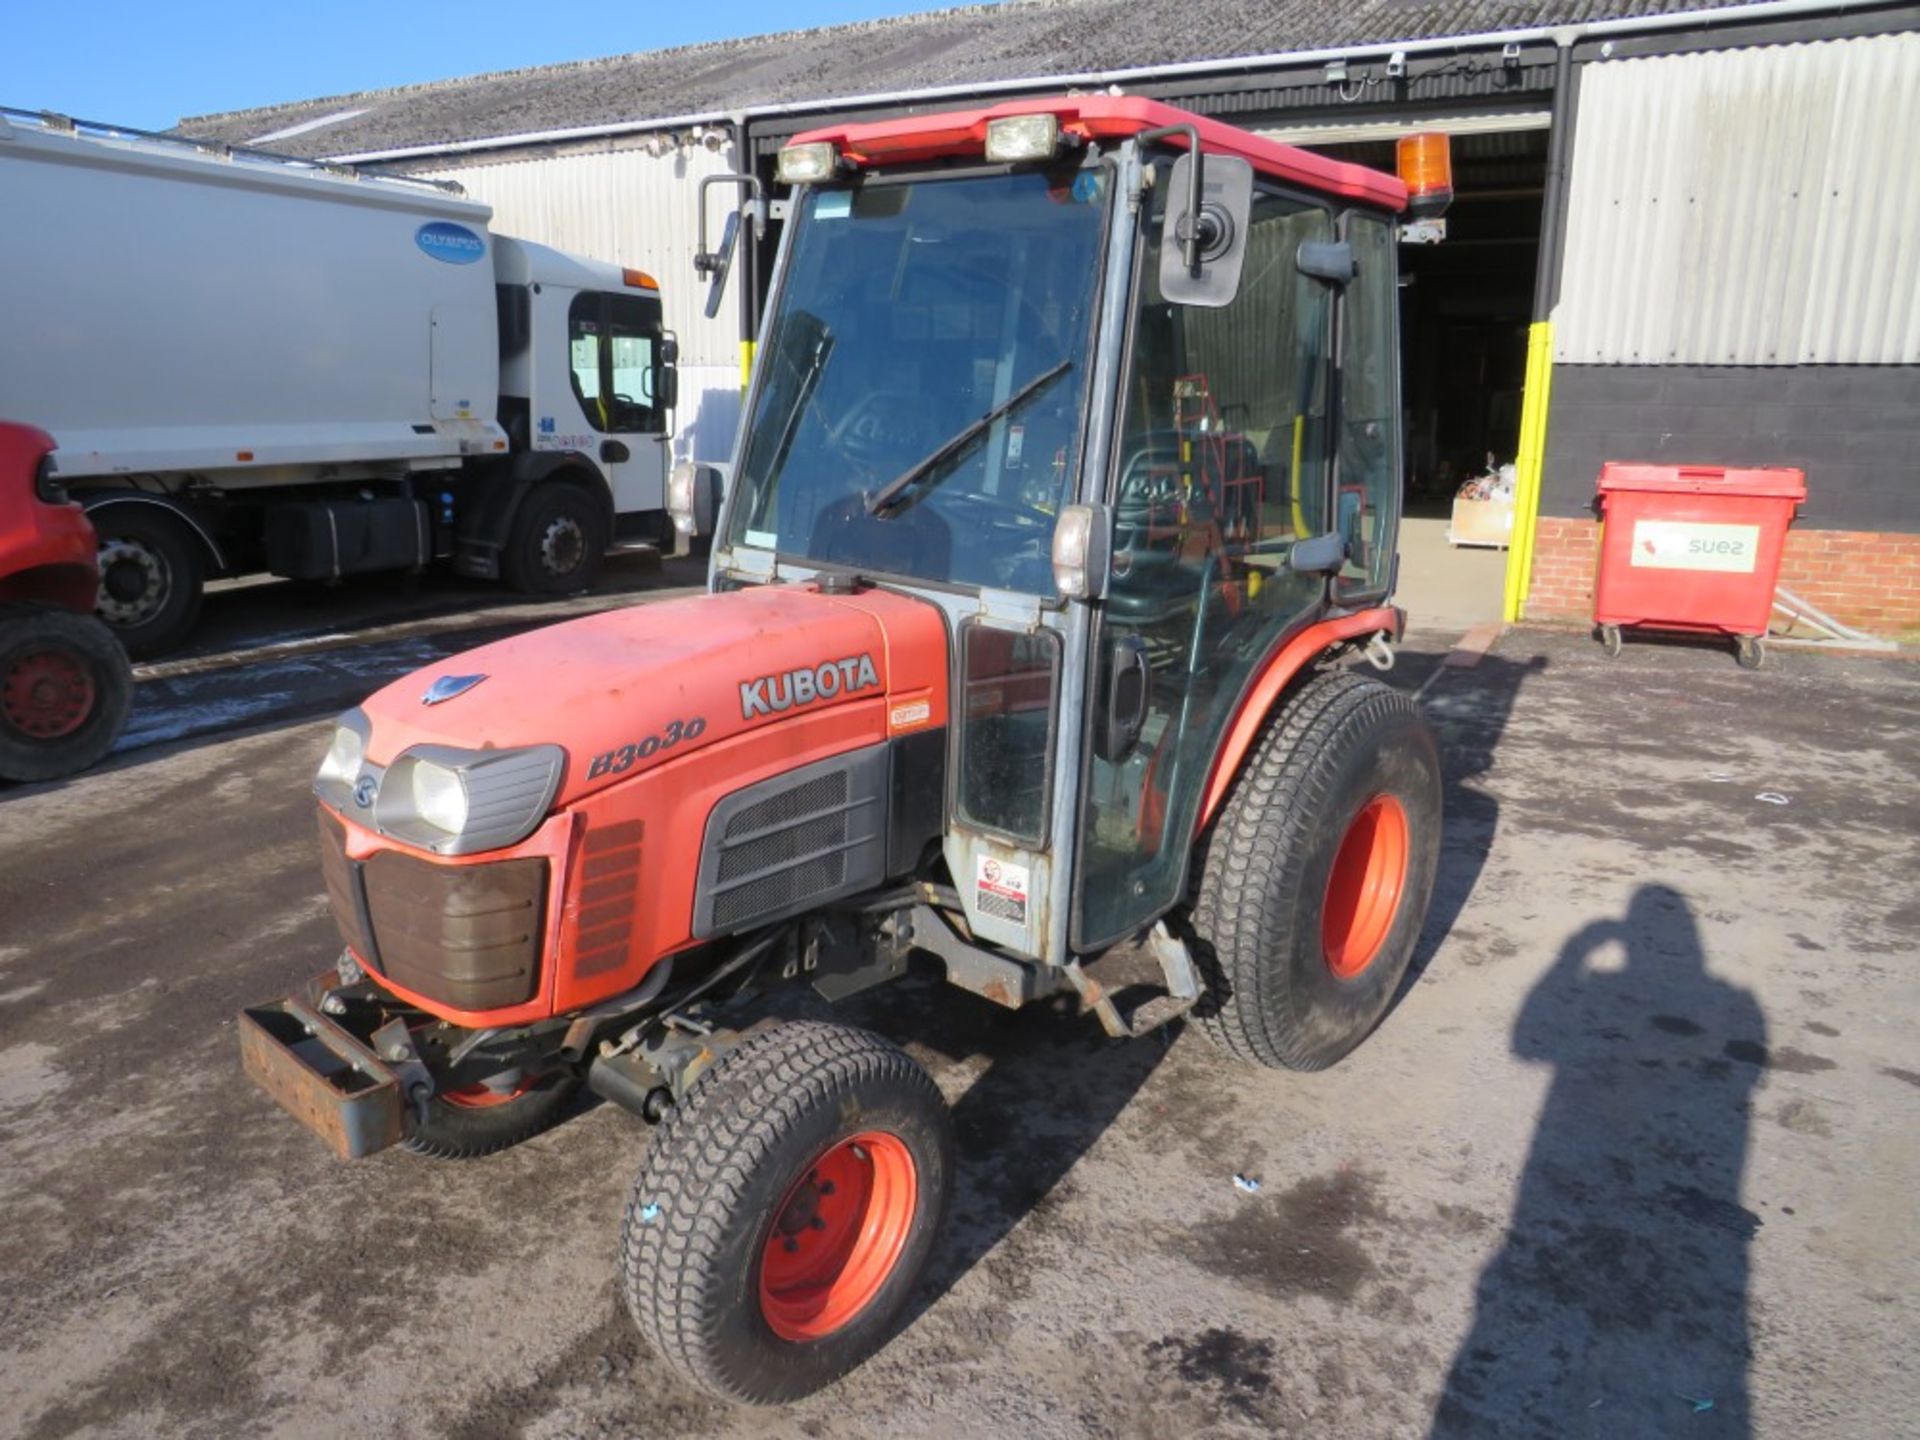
1524 520 1920 636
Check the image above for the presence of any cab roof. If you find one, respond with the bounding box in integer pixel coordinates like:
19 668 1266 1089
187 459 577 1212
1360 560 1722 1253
790 95 1408 212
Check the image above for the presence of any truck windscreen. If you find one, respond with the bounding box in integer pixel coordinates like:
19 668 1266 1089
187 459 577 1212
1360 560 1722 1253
728 167 1110 594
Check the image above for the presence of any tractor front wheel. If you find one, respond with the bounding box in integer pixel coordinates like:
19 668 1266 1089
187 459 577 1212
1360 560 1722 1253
620 1020 952 1404
1191 667 1442 1071
399 1068 582 1159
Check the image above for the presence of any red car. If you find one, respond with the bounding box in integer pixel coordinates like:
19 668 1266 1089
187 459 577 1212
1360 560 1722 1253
0 423 131 782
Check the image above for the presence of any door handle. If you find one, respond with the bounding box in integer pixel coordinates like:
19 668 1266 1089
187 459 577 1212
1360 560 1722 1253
1096 634 1151 762
600 439 630 464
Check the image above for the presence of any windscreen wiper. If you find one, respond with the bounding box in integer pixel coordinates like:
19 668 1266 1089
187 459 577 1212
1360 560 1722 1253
865 360 1073 517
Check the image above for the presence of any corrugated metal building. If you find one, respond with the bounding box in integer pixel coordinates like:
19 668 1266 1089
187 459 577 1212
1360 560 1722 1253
182 0 1920 631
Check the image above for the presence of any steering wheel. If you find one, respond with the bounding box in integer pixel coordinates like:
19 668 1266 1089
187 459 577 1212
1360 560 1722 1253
829 390 927 472
942 486 1057 534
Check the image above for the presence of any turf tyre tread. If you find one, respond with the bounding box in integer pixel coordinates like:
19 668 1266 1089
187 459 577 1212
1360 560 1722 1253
620 1019 951 1405
398 1073 582 1159
1191 665 1440 1072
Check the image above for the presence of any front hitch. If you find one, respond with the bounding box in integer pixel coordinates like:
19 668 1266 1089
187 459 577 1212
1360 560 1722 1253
238 980 409 1160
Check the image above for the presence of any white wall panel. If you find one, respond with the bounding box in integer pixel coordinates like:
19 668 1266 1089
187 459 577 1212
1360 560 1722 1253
1554 35 1920 366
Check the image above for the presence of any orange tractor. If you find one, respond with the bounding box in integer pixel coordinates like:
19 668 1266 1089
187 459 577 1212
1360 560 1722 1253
241 97 1449 1403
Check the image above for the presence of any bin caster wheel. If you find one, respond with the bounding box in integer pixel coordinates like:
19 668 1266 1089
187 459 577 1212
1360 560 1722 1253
1735 635 1765 671
1598 624 1623 659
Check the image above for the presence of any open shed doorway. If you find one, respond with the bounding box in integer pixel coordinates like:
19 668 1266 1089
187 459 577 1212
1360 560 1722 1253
1300 126 1549 633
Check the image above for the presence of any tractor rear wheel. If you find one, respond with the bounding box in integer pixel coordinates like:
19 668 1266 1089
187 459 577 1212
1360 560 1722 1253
620 1020 952 1404
399 1068 582 1159
1191 667 1442 1071
0 605 133 784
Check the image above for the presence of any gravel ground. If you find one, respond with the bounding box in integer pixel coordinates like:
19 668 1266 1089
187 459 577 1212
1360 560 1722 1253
0 624 1914 1439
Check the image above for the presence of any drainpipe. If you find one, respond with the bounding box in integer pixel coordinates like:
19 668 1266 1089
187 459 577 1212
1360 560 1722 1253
1502 33 1579 625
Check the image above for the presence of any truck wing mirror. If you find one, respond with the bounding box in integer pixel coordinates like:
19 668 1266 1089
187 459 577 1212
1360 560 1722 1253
1287 530 1349 574
1296 240 1356 284
1144 127 1251 309
695 173 765 321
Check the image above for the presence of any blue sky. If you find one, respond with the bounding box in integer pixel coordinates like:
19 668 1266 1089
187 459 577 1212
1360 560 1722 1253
3 0 981 131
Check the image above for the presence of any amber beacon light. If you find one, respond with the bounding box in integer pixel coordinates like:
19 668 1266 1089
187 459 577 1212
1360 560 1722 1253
1396 132 1453 218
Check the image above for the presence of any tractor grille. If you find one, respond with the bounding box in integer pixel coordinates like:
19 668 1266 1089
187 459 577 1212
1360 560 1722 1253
317 805 545 1011
695 746 888 937
573 819 642 978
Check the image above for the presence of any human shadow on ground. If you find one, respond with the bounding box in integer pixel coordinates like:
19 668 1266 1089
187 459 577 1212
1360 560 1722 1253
1433 885 1765 1437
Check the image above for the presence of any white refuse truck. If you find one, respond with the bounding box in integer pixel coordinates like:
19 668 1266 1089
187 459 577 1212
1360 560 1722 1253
0 107 688 654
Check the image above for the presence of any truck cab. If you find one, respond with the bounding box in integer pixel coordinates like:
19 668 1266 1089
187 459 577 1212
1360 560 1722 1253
494 238 678 546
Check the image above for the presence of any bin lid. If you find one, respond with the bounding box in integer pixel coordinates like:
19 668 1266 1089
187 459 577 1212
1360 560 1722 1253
1597 462 1806 500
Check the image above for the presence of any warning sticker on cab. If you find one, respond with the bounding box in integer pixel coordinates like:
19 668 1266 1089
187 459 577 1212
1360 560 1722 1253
1629 520 1761 573
975 855 1030 926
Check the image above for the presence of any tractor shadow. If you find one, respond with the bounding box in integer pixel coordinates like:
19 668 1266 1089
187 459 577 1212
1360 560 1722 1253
1396 644 1547 999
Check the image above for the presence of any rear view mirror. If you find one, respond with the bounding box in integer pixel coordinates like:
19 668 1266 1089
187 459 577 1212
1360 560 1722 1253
1158 151 1252 309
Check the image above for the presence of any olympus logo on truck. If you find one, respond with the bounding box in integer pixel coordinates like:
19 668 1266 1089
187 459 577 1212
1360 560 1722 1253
415 222 487 264
742 654 881 719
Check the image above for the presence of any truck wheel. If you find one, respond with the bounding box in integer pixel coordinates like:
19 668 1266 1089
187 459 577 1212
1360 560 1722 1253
1190 667 1442 1072
92 507 205 657
0 605 133 784
502 482 607 595
621 1020 953 1404
399 1068 582 1160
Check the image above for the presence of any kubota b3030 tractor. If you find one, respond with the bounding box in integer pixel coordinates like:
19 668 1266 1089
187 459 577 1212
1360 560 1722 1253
240 97 1450 1403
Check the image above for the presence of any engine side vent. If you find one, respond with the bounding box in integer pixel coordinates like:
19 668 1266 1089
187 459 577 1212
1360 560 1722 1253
694 744 888 938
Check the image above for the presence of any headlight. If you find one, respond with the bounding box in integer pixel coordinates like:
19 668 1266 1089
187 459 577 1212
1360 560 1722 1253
408 760 469 834
668 460 698 536
314 709 369 807
375 743 566 856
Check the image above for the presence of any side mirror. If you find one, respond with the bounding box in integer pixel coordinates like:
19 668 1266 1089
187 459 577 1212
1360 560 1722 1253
694 173 765 321
701 210 740 322
1157 151 1252 309
655 356 679 413
1287 530 1349 575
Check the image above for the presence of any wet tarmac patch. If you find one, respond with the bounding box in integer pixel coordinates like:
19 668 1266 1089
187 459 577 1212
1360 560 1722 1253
1881 1067 1920 1090
1145 1326 1276 1419
1176 1169 1384 1303
1724 1040 1837 1073
1650 1015 1703 1037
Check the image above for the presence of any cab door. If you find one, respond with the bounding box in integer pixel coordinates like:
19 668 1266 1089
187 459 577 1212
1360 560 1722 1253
1073 180 1343 951
564 290 672 526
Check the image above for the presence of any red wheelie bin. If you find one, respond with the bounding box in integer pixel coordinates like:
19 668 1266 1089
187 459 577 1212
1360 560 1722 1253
1592 462 1806 669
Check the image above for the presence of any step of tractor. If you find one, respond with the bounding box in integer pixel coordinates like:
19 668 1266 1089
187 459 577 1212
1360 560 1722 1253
1067 923 1201 1040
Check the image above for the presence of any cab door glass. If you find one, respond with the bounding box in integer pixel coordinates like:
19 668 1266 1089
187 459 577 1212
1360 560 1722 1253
567 305 603 429
1335 215 1400 597
1076 184 1334 948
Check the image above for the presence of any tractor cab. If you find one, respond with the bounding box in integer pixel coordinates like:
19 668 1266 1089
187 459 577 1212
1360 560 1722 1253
695 97 1411 971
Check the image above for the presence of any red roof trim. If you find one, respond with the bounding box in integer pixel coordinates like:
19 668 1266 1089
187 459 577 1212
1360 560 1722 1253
791 95 1407 211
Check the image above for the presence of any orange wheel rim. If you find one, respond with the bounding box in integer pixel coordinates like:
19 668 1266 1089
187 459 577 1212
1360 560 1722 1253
440 1075 534 1108
1322 794 1410 980
759 1131 917 1342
